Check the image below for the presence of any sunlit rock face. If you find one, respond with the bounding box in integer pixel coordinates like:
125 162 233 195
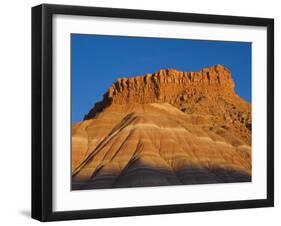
72 65 251 190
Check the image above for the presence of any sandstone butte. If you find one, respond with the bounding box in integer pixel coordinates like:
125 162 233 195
72 64 252 190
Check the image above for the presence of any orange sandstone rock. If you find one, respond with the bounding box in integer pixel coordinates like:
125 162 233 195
72 65 251 189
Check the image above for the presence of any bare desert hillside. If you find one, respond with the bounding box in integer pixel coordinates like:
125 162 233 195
72 65 251 190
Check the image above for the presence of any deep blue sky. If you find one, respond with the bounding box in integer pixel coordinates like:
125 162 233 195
72 34 251 123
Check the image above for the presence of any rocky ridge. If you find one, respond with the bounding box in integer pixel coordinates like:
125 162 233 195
72 65 252 190
85 65 251 145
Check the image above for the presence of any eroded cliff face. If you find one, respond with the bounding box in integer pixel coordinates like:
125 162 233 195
72 65 252 190
85 65 235 118
85 65 251 145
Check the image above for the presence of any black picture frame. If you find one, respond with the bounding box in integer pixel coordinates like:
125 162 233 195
32 3 274 222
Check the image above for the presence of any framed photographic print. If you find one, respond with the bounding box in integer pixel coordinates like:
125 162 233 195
32 4 274 221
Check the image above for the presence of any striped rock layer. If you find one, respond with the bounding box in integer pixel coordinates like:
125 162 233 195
72 65 251 189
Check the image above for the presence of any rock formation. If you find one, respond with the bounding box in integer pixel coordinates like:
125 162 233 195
72 65 251 190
